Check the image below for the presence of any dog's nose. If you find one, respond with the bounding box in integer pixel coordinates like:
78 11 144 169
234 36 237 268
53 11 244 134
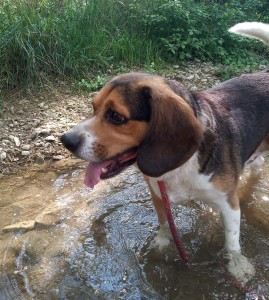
61 132 81 152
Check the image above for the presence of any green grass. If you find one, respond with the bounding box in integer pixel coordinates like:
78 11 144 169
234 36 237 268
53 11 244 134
0 0 161 89
0 0 268 90
0 96 3 113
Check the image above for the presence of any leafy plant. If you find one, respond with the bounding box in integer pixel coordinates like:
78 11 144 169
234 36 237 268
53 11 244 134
0 97 3 113
0 0 268 90
78 76 109 92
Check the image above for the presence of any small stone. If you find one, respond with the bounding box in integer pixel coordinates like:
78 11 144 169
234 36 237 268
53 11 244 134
55 132 64 137
30 132 38 140
2 220 36 232
44 142 51 148
40 129 51 135
66 122 77 127
22 144 31 151
38 102 45 108
35 206 62 228
21 151 31 156
190 86 198 91
2 139 9 145
53 155 64 161
186 75 195 80
35 142 44 147
13 136 20 147
36 156 45 164
0 152 7 161
33 119 41 127
9 135 20 146
45 135 56 142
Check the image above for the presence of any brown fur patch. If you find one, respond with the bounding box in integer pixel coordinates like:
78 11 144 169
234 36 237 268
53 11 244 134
212 170 239 209
90 86 149 160
135 78 203 176
92 85 130 118
144 176 167 225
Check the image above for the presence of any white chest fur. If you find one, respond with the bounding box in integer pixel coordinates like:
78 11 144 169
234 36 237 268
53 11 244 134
148 154 226 206
147 153 242 254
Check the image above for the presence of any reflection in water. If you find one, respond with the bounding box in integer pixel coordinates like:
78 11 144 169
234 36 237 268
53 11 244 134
0 159 268 299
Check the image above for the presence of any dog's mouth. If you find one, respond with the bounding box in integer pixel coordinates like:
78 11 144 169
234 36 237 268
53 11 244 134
84 149 137 188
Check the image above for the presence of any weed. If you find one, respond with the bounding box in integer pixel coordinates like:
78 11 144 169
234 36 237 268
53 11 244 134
0 0 268 90
79 76 109 92
0 97 3 113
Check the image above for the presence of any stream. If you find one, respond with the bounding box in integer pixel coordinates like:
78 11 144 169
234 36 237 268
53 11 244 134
0 158 269 299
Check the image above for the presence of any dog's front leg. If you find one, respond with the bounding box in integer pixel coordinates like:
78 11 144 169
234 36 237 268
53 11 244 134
219 199 241 253
150 187 173 250
145 177 172 250
219 194 255 283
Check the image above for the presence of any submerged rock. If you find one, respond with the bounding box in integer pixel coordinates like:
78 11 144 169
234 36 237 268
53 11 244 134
2 220 36 232
35 204 63 228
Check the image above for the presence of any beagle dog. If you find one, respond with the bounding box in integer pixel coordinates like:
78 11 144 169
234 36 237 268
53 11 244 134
61 23 269 282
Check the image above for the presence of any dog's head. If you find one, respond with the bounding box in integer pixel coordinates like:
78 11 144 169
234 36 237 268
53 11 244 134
61 73 203 187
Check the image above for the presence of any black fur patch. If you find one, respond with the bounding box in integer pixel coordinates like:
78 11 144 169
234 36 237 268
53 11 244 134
196 72 269 176
122 85 151 121
110 73 153 122
166 80 201 117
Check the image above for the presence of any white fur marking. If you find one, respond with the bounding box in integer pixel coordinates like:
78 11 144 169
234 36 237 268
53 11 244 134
149 153 242 254
149 154 217 205
218 204 241 253
226 252 255 283
153 222 172 250
66 118 99 161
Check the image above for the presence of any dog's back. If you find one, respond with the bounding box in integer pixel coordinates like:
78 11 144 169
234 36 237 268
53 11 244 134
195 72 269 172
227 22 269 163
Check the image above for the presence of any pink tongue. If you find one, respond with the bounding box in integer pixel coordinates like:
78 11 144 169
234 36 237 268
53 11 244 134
84 161 110 188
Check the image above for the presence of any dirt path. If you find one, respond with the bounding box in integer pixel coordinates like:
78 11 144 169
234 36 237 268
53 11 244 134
1 62 223 175
0 82 95 175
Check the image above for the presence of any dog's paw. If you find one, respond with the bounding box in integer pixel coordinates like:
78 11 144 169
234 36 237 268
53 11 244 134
152 223 172 251
225 251 255 283
249 155 264 176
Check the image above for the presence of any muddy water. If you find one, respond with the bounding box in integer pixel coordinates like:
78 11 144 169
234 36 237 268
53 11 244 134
0 159 269 300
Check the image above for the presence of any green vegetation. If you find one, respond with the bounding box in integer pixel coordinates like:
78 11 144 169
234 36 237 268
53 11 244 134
0 0 268 90
0 97 3 113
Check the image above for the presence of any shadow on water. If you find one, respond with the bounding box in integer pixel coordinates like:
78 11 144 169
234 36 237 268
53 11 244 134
0 158 269 300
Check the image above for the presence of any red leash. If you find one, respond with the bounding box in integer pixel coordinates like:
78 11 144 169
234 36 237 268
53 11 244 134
157 180 189 266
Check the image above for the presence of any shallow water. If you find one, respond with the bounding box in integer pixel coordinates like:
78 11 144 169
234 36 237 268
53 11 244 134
0 159 269 300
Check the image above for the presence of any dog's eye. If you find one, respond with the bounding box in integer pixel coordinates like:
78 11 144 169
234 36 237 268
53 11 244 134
106 109 128 125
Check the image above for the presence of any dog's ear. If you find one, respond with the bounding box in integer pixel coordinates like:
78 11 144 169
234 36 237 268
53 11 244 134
136 85 203 177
